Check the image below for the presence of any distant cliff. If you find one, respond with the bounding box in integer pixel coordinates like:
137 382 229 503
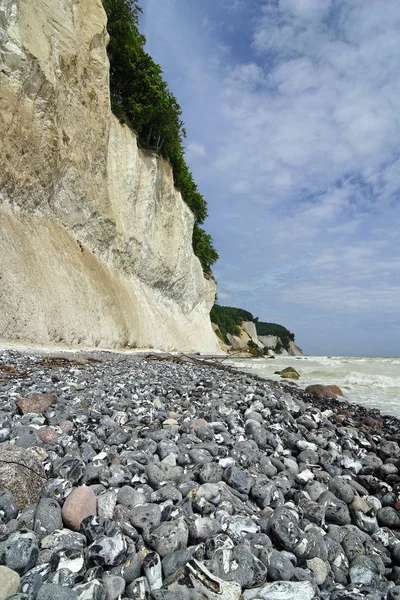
210 305 304 356
213 322 303 356
0 0 220 352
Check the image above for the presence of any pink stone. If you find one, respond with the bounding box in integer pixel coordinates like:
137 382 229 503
168 411 182 421
59 420 74 434
62 485 97 531
189 418 208 435
37 426 58 445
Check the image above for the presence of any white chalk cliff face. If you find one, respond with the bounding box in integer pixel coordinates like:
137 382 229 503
0 0 220 352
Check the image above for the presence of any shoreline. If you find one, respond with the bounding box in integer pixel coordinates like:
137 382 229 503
1 348 400 598
223 354 400 420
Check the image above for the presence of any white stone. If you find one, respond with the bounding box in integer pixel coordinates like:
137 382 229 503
57 551 84 573
0 565 20 600
306 557 328 585
97 490 118 520
243 580 315 600
296 469 314 484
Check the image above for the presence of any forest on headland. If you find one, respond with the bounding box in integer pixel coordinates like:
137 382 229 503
102 0 218 275
210 305 296 351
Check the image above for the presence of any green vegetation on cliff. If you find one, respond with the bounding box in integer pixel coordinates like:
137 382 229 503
102 0 218 274
211 304 296 351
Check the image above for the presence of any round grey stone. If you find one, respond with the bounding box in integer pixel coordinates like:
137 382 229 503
328 477 355 504
0 491 18 523
198 463 223 484
317 491 351 526
117 486 142 509
147 520 188 558
260 548 294 581
188 516 222 543
0 530 39 575
377 507 400 529
36 583 78 600
34 498 63 539
102 574 126 600
349 564 379 586
270 507 303 552
110 553 141 584
129 504 161 533
11 426 41 449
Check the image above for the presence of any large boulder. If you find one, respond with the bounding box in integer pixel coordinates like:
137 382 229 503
0 444 46 508
305 385 337 399
15 393 56 415
275 367 300 380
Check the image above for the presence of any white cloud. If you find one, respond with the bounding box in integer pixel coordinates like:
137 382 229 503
142 0 400 355
185 141 206 159
280 0 332 20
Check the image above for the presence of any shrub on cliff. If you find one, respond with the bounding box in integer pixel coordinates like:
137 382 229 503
102 0 218 273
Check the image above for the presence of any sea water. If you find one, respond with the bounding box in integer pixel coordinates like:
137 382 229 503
225 355 400 418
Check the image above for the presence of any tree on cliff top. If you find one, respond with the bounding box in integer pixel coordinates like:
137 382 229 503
102 0 218 274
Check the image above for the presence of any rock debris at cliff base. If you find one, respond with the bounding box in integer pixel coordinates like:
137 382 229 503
1 351 400 599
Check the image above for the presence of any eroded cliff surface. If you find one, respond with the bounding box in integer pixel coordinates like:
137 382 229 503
0 0 220 352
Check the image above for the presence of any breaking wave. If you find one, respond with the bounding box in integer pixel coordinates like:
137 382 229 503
344 371 399 390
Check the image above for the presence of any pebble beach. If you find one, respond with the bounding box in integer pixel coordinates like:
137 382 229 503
1 348 400 600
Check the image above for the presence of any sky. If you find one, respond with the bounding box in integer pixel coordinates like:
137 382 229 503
140 0 400 357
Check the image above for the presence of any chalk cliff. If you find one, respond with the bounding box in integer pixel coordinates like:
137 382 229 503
0 0 220 352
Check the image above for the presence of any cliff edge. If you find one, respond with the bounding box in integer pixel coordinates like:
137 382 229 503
0 0 220 352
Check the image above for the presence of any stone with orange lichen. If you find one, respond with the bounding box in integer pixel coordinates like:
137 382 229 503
328 385 344 396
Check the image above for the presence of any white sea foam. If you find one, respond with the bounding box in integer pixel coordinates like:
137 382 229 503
344 372 400 389
225 355 400 418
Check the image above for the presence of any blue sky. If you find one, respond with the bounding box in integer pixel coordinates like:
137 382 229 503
140 0 400 357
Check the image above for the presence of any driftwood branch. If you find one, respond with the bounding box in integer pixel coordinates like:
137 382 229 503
143 352 238 372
